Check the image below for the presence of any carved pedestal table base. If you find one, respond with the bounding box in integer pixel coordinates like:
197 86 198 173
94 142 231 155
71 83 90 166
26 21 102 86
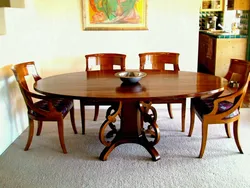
99 101 160 161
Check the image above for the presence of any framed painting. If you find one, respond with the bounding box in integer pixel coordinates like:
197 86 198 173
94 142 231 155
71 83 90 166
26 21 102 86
82 0 148 30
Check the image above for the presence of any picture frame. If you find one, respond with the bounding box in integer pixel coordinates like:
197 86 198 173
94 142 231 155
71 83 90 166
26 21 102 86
82 0 148 31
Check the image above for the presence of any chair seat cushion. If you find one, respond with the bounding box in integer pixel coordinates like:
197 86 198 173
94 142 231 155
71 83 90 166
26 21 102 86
31 98 73 117
193 97 239 119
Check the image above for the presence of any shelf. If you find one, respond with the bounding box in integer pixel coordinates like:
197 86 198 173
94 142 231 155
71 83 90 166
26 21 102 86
200 0 223 11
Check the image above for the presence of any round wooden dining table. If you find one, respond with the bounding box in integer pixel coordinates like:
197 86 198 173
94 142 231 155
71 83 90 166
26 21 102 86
34 70 226 161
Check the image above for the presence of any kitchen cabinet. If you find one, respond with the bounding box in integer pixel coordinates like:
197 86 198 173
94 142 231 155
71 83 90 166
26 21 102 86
227 0 250 10
201 0 224 11
198 32 247 77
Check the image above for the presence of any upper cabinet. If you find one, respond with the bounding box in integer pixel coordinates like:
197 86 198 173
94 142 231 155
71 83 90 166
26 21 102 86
227 0 250 10
201 0 224 11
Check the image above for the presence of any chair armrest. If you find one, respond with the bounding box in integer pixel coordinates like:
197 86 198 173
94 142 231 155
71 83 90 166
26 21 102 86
208 83 246 116
22 87 61 116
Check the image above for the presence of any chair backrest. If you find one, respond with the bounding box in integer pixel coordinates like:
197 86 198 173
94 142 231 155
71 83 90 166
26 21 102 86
139 52 180 71
224 59 250 86
11 61 41 110
238 73 250 106
85 53 126 71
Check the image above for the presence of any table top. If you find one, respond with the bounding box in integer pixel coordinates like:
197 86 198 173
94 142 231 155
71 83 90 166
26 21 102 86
34 70 227 102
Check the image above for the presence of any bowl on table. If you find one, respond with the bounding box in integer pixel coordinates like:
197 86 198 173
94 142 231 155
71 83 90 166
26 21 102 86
114 71 147 84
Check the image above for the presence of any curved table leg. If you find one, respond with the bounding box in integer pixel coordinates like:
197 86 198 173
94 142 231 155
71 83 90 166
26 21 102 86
105 104 120 139
99 101 160 161
99 132 160 161
140 101 160 145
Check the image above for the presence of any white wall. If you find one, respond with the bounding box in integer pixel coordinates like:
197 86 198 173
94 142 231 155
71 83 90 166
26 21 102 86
0 0 201 155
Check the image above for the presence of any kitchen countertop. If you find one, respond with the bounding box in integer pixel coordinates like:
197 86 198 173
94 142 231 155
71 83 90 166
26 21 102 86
199 30 247 39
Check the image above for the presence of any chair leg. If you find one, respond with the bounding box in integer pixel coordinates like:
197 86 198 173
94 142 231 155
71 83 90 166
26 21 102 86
224 123 231 138
24 118 34 151
57 119 67 154
167 103 173 119
70 106 78 134
233 120 243 154
80 100 86 135
93 104 99 121
199 122 208 158
188 101 195 137
181 100 186 132
36 121 43 136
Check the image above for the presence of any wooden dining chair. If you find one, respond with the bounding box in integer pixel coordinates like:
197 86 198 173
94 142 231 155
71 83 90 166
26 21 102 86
188 59 250 158
12 61 78 154
80 53 126 134
139 52 186 132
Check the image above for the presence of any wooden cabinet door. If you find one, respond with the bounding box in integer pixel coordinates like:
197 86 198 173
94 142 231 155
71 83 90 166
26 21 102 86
198 34 216 74
228 0 250 10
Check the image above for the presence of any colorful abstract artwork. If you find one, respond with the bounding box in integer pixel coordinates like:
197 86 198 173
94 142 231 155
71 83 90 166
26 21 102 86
82 0 147 30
